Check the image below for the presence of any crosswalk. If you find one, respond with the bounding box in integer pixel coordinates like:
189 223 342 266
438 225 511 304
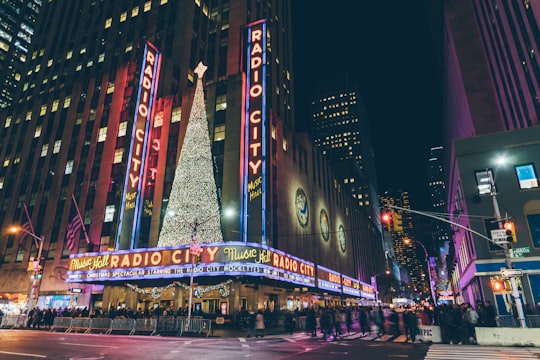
281 332 540 359
425 344 540 359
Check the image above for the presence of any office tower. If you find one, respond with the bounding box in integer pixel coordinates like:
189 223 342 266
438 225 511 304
0 0 42 108
309 74 380 225
437 1 540 306
0 0 383 313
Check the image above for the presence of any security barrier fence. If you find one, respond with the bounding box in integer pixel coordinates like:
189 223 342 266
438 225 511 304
0 315 212 336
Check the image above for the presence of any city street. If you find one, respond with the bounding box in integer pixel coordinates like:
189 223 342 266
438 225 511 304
1 329 539 360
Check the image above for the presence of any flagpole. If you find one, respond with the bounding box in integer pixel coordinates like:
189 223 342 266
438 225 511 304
23 203 35 235
72 194 90 244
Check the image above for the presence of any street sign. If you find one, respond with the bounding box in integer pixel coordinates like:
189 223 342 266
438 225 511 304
511 247 530 258
491 229 509 244
501 268 523 277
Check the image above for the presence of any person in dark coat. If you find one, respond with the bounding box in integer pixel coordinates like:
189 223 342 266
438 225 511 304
483 300 497 327
306 307 317 337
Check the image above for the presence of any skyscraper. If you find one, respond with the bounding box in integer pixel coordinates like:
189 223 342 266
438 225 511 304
309 74 380 226
0 0 42 108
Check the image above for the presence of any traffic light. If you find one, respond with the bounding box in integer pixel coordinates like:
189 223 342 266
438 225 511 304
504 221 517 243
381 212 392 225
491 279 505 292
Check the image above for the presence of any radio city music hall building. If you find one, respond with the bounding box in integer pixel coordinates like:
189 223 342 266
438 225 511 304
0 1 384 315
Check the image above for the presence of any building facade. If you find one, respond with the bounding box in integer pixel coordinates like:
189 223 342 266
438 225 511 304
0 0 384 315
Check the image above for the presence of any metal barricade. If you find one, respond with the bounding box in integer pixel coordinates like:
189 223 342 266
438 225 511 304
108 318 135 335
67 317 92 333
296 316 307 330
156 316 177 334
177 318 212 337
496 315 540 328
132 318 157 336
51 317 73 332
87 317 112 334
1 314 27 328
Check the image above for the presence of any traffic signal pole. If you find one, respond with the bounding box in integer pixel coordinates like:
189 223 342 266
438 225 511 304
489 173 527 328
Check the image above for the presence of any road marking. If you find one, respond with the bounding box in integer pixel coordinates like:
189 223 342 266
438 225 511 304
0 350 47 358
60 343 117 348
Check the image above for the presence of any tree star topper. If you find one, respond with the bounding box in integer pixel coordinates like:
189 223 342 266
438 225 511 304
194 62 207 79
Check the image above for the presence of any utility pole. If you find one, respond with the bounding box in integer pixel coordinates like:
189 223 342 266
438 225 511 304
488 171 526 328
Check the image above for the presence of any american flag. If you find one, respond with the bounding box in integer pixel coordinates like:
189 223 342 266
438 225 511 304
66 203 83 251
19 221 33 244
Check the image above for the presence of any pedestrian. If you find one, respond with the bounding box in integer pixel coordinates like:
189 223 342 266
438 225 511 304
464 303 479 344
359 307 369 336
332 307 342 340
388 309 400 336
407 309 419 342
483 300 497 327
285 310 295 335
319 308 332 340
255 310 265 338
345 308 353 335
246 311 256 338
402 308 412 341
373 306 385 337
306 307 317 337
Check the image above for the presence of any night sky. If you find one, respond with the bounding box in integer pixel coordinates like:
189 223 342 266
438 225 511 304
292 2 442 211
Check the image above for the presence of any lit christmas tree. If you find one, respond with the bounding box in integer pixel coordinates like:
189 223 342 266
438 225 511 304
158 62 222 247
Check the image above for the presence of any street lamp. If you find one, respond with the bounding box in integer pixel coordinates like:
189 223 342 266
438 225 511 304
486 169 527 328
403 238 436 305
371 269 391 303
9 225 44 311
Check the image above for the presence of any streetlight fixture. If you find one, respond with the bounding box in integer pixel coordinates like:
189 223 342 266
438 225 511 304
486 169 527 328
9 225 44 311
371 269 391 303
403 238 436 305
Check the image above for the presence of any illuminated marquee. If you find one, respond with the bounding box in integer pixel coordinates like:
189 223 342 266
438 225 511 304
317 265 342 293
241 20 267 244
68 242 315 287
341 274 361 297
116 41 161 250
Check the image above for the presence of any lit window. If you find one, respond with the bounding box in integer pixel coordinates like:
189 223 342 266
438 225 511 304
215 95 227 111
132 6 139 17
87 60 93 67
104 205 115 222
515 164 539 189
125 43 133 52
64 96 71 108
214 125 225 141
4 116 11 128
65 160 73 174
98 53 105 63
3 159 9 167
98 127 107 142
144 1 151 12
76 64 82 71
118 122 127 137
80 48 86 54
39 104 47 116
171 107 181 123
53 140 62 154
34 125 42 138
105 18 112 28
41 144 48 157
25 111 32 121
51 100 59 112
120 11 127 22
66 50 73 59
47 59 53 67
272 125 276 140
282 138 287 151
475 169 494 195
114 149 124 163
107 82 115 94
160 0 168 4
0 177 3 189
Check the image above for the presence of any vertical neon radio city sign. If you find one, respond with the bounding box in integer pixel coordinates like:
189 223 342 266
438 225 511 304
241 20 267 244
117 42 161 250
